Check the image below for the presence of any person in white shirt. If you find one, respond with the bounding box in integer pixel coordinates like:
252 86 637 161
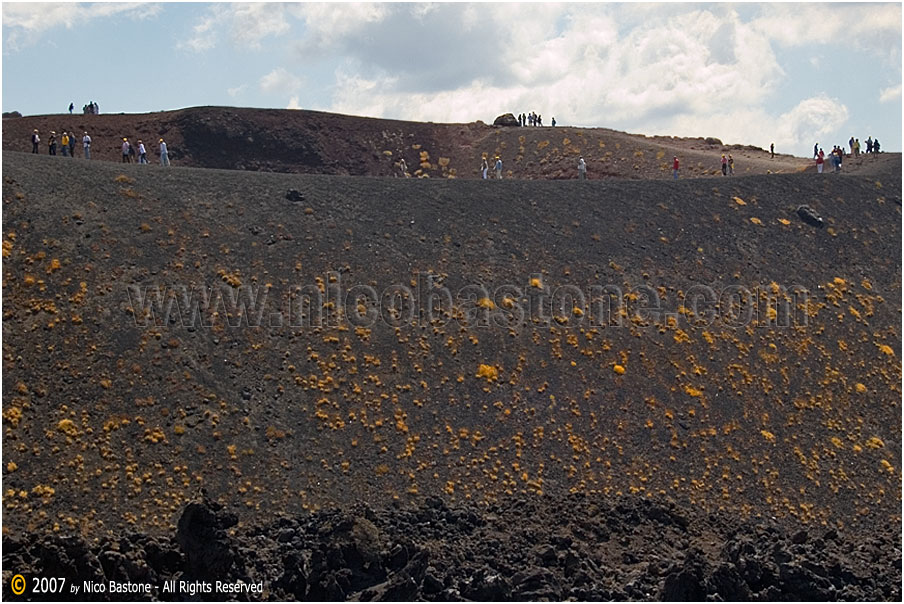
159 139 169 166
137 140 148 164
578 157 586 180
82 132 92 160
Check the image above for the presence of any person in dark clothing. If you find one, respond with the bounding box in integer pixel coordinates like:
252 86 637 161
48 131 56 155
31 129 40 153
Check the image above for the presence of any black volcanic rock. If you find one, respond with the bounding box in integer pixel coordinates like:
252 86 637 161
493 113 520 127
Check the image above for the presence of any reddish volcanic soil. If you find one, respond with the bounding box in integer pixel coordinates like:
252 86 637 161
1 107 901 600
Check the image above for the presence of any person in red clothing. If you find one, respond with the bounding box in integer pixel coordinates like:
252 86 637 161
672 156 679 180
816 149 825 174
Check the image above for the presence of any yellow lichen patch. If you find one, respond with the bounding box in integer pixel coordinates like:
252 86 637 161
3 407 23 427
777 218 791 225
46 258 62 274
613 364 626 375
732 196 746 205
143 427 166 443
6 462 18 473
749 217 763 225
476 297 495 309
760 430 776 443
217 269 242 288
501 296 515 309
57 419 79 437
880 460 895 473
530 277 543 288
865 436 885 449
878 344 894 356
99 378 112 389
476 364 499 382
855 383 868 393
684 385 703 397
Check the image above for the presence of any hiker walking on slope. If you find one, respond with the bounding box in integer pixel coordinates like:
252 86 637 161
672 156 679 180
61 132 70 156
813 143 819 159
68 131 76 157
82 132 92 159
816 149 825 173
770 143 774 158
578 156 587 180
137 140 148 164
728 154 734 176
159 138 169 166
31 129 40 153
481 157 488 179
494 156 503 179
720 154 727 176
48 131 56 155
122 138 132 163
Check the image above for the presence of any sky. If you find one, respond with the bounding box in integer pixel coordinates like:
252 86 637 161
2 2 901 158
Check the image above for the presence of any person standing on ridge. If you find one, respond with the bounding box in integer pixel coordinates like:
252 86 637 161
728 154 734 176
494 156 503 179
770 143 774 158
122 138 131 163
672 156 679 180
481 157 488 179
48 131 56 155
551 117 556 127
873 139 880 153
813 142 819 158
82 132 92 159
61 132 70 156
68 102 74 114
816 148 825 173
68 131 76 157
159 138 169 166
137 140 148 164
720 153 727 175
31 129 40 153
578 156 587 180
866 137 873 153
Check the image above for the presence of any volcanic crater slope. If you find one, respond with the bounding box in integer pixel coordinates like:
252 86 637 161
2 106 827 180
1 148 901 600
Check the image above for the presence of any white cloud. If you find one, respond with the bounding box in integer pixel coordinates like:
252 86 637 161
287 96 301 110
289 2 391 55
228 3 290 49
227 84 248 98
751 3 901 59
181 13 218 52
3 2 160 50
179 2 292 52
259 67 303 94
879 84 902 104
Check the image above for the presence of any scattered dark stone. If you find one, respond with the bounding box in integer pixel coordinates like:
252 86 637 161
286 188 305 201
797 204 824 227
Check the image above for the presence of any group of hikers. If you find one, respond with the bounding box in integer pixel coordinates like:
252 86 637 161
31 128 91 158
518 112 555 128
29 129 170 165
70 101 99 114
813 136 882 173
